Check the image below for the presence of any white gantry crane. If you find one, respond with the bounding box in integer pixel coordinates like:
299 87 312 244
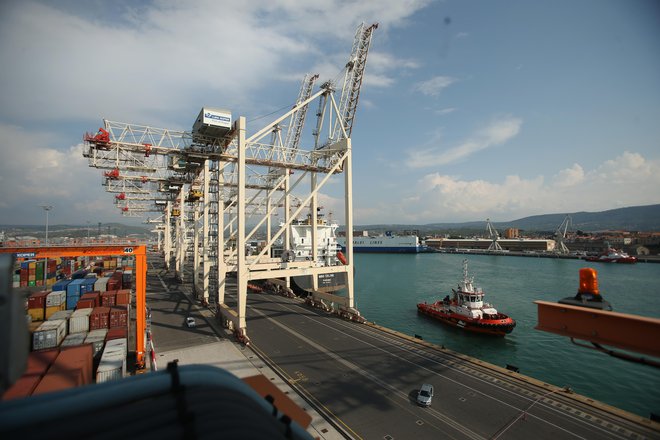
554 214 572 254
82 22 378 344
486 218 503 251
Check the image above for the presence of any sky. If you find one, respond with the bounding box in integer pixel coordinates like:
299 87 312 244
0 0 659 228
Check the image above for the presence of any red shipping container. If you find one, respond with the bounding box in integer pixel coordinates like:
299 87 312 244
101 291 116 307
27 291 49 310
25 348 59 376
116 289 130 305
32 369 83 395
89 307 110 330
35 279 44 286
57 344 93 385
2 375 42 400
106 279 120 291
109 306 128 328
106 326 127 341
80 292 101 307
76 299 95 309
20 269 28 281
20 281 28 287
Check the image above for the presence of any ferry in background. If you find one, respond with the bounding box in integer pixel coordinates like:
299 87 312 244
338 231 425 253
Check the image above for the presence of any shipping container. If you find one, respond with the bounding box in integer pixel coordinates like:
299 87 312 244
27 308 45 323
101 291 116 307
28 291 49 309
96 338 127 383
33 319 67 350
51 278 72 292
25 348 59 375
46 290 66 307
80 291 101 307
106 326 127 341
109 306 128 328
94 277 109 292
89 307 110 330
80 277 97 295
75 299 95 309
48 309 73 321
32 368 83 395
85 329 107 360
58 344 93 385
61 332 87 347
69 308 92 334
2 375 41 400
115 289 130 305
45 303 66 319
121 270 133 289
66 279 85 310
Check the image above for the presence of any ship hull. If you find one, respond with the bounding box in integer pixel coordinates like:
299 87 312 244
417 304 516 336
291 272 347 295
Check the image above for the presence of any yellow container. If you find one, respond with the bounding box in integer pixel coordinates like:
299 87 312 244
45 304 65 319
29 262 36 269
27 308 44 322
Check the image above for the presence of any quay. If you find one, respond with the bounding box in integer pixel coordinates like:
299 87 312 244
147 253 660 440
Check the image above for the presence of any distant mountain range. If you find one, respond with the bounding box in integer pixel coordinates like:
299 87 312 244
3 204 659 238
354 204 660 234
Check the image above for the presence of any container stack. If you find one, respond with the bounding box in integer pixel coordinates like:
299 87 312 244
27 291 49 322
45 290 66 319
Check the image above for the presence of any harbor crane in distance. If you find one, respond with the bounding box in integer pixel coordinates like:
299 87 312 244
486 218 503 251
554 214 571 254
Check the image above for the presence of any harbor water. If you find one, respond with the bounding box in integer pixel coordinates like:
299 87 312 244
352 252 660 418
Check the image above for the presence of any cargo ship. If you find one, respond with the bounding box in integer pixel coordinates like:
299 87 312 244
283 213 347 294
338 231 423 253
417 259 516 336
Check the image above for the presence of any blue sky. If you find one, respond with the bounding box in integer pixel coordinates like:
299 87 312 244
0 0 659 227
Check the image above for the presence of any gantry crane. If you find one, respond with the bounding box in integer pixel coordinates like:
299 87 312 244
83 22 378 343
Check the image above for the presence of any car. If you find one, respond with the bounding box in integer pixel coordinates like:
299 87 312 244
417 383 434 407
185 317 196 328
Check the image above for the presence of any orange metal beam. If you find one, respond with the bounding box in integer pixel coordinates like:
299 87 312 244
535 300 660 358
1 245 147 368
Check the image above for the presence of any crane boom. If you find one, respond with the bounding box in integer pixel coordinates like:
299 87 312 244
331 22 378 141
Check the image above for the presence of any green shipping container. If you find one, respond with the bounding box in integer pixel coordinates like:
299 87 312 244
35 261 45 279
28 280 36 287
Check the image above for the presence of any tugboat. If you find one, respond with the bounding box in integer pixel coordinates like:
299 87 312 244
584 243 637 264
417 260 516 336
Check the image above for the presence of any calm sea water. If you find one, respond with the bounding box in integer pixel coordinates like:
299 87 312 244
351 252 660 418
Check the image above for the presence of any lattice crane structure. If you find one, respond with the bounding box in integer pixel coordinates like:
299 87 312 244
554 215 572 254
486 218 503 251
82 22 378 342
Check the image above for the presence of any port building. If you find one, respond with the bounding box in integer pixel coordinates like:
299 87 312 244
425 237 556 252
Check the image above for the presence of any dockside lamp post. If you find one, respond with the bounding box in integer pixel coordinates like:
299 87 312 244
40 205 53 245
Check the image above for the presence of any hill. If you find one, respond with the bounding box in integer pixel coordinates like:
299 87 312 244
356 204 660 234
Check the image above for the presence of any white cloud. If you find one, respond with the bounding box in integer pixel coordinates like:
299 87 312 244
413 75 457 97
435 107 456 115
374 151 660 224
0 123 120 224
553 163 584 187
406 115 522 168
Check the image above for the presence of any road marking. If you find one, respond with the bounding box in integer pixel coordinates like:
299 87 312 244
252 306 485 440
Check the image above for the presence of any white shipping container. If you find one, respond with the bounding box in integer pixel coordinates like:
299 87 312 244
46 290 66 307
49 310 73 321
105 337 128 357
85 329 107 358
94 277 109 292
33 319 67 350
96 339 127 383
61 332 87 347
69 308 92 334
192 107 232 139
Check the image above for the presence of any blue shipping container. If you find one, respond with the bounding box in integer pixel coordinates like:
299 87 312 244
67 279 84 298
66 293 81 310
52 279 72 292
80 277 97 295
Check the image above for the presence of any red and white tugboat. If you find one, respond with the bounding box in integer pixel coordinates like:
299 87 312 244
584 243 637 264
417 259 516 336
